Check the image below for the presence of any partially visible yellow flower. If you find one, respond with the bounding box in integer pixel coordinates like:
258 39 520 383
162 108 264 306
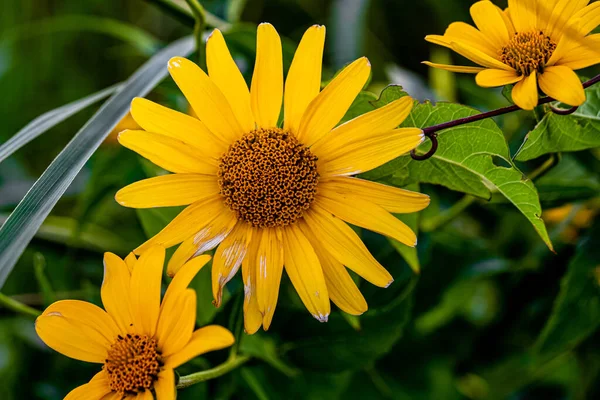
424 0 600 110
35 247 234 399
115 23 430 334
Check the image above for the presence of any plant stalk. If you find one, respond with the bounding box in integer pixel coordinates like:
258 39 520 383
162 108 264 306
0 292 42 318
176 354 251 388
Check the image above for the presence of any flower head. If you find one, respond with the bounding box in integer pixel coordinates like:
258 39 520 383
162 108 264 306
35 247 234 399
424 0 600 110
116 23 430 334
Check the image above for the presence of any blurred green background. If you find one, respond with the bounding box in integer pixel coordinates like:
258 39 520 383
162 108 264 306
1 0 600 399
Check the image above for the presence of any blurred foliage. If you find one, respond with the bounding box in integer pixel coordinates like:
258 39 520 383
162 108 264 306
1 0 600 399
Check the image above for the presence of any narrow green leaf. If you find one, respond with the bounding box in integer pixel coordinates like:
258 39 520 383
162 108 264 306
515 85 600 161
0 83 121 164
0 36 195 289
534 222 600 356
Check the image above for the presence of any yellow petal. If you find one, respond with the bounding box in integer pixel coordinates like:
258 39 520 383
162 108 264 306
553 34 600 70
301 205 393 287
206 29 255 132
282 224 330 322
164 325 235 368
508 0 537 33
212 222 253 307
256 227 284 330
572 2 600 35
470 1 510 48
102 253 133 332
115 174 220 208
539 66 586 106
118 130 217 174
241 232 263 334
422 61 485 73
168 56 245 143
451 41 514 71
511 71 539 110
251 23 283 128
284 25 326 134
318 177 430 214
156 289 196 357
130 246 165 336
163 255 211 308
426 22 498 58
130 97 227 159
475 69 523 87
134 195 227 254
136 391 153 400
154 369 176 400
316 192 417 247
544 0 589 40
166 211 237 276
319 128 424 177
35 302 112 363
64 371 111 400
312 96 413 156
124 252 137 273
296 57 371 147
303 227 367 315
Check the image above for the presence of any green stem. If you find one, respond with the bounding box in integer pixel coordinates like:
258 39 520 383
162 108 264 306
185 0 207 68
421 195 476 232
0 292 41 318
176 354 251 389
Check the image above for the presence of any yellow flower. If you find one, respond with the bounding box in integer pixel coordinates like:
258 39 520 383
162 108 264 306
115 23 430 334
35 247 234 399
424 0 600 110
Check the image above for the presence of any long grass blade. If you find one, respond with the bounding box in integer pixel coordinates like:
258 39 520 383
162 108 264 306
0 83 122 164
0 35 194 288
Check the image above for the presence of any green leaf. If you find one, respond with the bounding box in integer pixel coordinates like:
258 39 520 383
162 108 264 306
363 94 553 250
534 155 600 205
0 36 195 290
0 83 121 164
515 85 600 161
240 333 300 378
534 222 600 357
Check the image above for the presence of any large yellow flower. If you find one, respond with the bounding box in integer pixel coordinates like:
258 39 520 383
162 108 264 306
424 0 600 110
35 247 234 399
116 24 430 334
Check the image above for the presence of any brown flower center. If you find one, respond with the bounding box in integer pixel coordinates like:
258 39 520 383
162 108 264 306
218 128 319 228
104 334 162 394
500 31 557 76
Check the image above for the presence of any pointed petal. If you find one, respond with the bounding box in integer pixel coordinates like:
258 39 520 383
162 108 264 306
168 56 245 143
450 41 514 71
156 289 196 357
130 97 227 159
154 369 176 400
284 25 326 134
316 192 417 247
212 222 253 307
511 71 539 110
422 61 485 73
301 205 393 287
130 246 165 336
319 128 424 177
124 252 137 273
425 22 498 58
64 371 111 400
115 174 220 208
470 0 510 48
312 96 413 156
165 325 235 368
282 224 330 322
552 34 600 70
251 23 283 128
539 66 586 106
134 195 226 254
241 232 263 334
573 2 600 36
319 177 430 214
118 130 217 174
475 69 523 87
163 254 211 308
544 0 589 40
296 57 371 147
256 227 284 330
102 253 133 332
508 0 538 33
167 211 237 276
206 29 255 132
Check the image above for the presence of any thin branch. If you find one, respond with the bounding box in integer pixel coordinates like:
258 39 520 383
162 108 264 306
185 0 207 68
0 292 42 318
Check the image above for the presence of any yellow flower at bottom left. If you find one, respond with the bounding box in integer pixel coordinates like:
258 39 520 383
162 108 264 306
35 246 234 400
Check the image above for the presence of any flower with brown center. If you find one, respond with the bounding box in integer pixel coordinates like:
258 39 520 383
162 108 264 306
424 0 600 110
115 23 431 334
35 248 234 399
